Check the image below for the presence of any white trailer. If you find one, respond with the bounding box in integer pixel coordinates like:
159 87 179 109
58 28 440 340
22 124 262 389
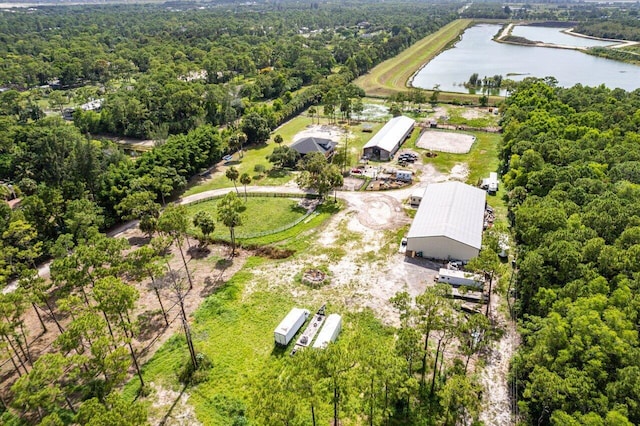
437 268 484 288
312 313 342 349
488 172 498 194
274 308 310 346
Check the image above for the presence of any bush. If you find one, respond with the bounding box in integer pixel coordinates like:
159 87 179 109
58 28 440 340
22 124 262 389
178 352 213 384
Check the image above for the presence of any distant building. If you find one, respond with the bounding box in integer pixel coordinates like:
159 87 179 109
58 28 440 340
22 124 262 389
406 181 486 261
290 137 337 159
362 116 415 161
62 98 103 121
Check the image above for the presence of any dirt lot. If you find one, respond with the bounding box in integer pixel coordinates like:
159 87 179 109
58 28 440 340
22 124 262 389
416 129 477 153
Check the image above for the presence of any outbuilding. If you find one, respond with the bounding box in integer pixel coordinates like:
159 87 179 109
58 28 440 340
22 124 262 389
410 187 426 206
406 181 486 261
362 116 415 161
290 137 337 159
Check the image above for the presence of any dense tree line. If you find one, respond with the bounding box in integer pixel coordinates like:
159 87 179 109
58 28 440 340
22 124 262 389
0 2 456 139
501 79 640 425
575 18 640 42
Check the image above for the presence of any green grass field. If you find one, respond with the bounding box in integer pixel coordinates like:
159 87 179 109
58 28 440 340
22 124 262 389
185 196 308 240
126 218 395 424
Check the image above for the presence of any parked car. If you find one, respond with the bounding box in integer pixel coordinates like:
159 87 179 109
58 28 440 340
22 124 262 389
351 168 363 174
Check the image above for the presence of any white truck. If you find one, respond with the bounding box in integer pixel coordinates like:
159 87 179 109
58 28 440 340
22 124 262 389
312 313 342 349
437 268 484 288
274 308 310 346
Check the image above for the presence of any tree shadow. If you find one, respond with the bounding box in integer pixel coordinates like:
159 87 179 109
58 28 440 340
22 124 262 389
137 310 167 342
200 257 233 297
267 168 289 178
215 258 233 270
158 383 189 426
128 235 151 247
187 245 211 259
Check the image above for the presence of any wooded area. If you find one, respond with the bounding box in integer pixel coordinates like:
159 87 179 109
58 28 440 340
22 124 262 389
502 79 640 425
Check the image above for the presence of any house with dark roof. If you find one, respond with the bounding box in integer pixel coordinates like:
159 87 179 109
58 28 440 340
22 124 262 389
290 137 337 158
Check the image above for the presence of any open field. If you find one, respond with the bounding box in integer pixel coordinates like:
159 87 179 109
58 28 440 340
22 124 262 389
185 197 309 239
354 19 504 105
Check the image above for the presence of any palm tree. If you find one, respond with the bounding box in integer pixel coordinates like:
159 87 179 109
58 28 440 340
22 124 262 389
240 173 252 201
217 192 243 256
226 166 240 193
308 106 317 124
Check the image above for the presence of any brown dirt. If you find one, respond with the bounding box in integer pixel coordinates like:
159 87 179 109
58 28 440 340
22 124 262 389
0 235 248 408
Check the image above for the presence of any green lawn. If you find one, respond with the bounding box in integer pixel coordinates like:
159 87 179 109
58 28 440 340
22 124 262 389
185 196 308 239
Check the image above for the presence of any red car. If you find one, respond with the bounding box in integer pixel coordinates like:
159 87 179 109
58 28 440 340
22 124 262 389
351 169 363 174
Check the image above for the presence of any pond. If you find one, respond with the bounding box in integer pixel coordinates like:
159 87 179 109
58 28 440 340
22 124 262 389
412 24 640 95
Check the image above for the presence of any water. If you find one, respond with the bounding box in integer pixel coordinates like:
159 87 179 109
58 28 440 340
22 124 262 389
511 25 614 48
412 24 640 95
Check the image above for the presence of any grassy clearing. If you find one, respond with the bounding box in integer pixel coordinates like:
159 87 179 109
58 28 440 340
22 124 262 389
183 115 317 196
129 246 395 424
444 106 501 128
242 201 341 247
185 197 308 240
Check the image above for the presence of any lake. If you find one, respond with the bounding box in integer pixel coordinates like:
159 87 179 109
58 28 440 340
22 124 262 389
412 24 640 95
510 25 614 48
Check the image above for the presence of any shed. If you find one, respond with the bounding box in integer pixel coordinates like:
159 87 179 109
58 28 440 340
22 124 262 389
290 137 337 158
312 313 342 349
410 186 426 206
406 181 486 261
362 116 415 161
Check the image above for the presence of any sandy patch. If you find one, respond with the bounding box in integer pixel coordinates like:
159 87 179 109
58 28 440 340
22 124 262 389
450 163 470 181
478 293 520 426
292 124 347 143
417 130 476 154
150 383 202 426
461 107 492 120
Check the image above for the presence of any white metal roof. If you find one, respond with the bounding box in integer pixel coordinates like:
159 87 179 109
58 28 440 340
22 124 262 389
363 116 415 153
275 308 308 335
313 313 341 349
407 181 485 250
